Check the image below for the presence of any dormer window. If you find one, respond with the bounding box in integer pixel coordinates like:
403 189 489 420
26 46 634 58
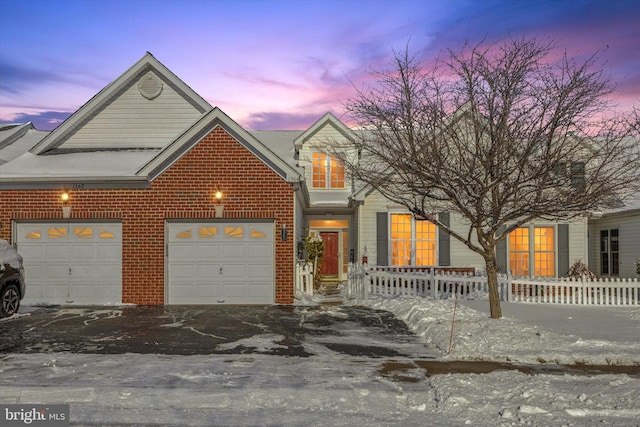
312 152 345 189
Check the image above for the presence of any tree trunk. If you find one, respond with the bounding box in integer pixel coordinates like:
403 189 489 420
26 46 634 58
484 255 503 319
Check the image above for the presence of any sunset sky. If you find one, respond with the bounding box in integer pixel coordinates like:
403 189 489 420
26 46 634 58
1 0 638 131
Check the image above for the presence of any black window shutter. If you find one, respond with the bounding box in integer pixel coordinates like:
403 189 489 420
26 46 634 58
438 211 451 266
496 226 507 274
557 224 569 277
376 212 388 266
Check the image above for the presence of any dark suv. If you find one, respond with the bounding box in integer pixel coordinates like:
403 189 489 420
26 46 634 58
0 239 25 318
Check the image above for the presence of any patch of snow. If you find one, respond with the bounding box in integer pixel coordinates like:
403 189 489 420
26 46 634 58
1 295 639 426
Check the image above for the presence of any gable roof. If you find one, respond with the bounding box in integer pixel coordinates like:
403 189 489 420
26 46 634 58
31 52 212 155
0 53 305 189
293 112 355 151
138 107 302 183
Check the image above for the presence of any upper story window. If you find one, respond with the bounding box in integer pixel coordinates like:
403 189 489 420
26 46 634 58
312 152 345 189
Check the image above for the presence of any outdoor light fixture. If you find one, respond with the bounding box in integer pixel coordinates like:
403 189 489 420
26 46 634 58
281 224 288 241
214 190 224 218
61 191 71 218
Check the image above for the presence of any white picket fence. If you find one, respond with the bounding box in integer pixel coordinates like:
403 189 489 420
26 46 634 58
295 262 314 297
346 264 640 306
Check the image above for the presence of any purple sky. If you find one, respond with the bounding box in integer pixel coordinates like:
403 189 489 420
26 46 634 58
0 0 638 131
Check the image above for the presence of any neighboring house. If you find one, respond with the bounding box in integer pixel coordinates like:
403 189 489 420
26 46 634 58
0 53 611 308
588 192 640 278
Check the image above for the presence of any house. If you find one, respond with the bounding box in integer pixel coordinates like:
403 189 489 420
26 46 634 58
0 53 301 306
0 53 601 307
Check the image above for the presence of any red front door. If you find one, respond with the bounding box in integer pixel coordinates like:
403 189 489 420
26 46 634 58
320 232 339 277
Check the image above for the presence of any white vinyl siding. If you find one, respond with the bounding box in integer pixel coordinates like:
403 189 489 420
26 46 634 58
298 122 356 207
589 213 640 278
58 75 204 151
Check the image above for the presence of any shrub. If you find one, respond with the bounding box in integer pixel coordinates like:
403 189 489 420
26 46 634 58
564 259 597 279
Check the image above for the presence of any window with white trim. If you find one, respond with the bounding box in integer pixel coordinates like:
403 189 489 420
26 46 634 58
508 226 555 277
390 213 436 266
312 152 345 188
600 229 619 276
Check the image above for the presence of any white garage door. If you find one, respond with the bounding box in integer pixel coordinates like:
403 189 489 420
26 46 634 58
167 221 274 304
16 222 122 305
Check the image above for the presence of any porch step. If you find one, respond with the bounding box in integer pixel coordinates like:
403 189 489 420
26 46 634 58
317 281 345 305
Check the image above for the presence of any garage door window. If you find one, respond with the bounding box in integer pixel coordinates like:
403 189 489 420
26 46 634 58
100 229 116 238
75 227 93 239
49 227 67 239
199 227 218 238
225 227 243 238
251 229 267 238
176 229 192 238
26 230 41 239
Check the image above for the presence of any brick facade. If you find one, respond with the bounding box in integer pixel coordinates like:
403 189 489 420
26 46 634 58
0 126 296 305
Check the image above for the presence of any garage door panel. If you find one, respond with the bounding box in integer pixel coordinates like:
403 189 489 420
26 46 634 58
220 244 246 259
196 245 221 259
171 263 196 279
70 245 97 261
167 221 274 304
248 243 273 260
248 263 272 279
169 244 195 260
221 264 248 280
97 244 121 260
45 244 70 261
195 284 221 298
196 264 221 279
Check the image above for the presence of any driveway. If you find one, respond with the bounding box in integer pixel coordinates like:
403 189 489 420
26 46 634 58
0 305 439 359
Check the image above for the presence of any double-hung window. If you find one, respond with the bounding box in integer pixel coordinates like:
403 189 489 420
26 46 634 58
508 226 555 277
312 152 345 189
390 214 436 266
600 229 619 276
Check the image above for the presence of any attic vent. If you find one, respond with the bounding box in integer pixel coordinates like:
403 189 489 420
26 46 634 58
138 71 163 100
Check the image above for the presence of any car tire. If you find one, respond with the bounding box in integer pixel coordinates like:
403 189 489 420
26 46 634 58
0 284 20 318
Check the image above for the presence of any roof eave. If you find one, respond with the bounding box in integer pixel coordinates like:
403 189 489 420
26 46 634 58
0 176 150 190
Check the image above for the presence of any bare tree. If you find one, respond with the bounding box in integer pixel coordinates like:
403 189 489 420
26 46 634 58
341 37 640 319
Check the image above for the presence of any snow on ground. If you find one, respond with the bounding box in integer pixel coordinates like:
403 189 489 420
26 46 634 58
365 296 640 365
1 296 639 426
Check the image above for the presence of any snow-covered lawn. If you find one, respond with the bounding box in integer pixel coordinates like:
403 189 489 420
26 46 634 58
1 297 638 426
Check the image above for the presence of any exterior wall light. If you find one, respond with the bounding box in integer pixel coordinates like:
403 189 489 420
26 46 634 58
61 191 71 218
214 190 224 218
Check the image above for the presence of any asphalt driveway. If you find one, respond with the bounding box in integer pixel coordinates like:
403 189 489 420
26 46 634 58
0 305 439 359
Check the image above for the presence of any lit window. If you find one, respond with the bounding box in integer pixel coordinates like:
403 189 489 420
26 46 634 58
390 214 436 266
74 228 93 239
100 229 116 239
509 228 530 277
509 226 555 277
225 227 243 238
250 229 266 238
48 227 67 239
26 230 41 239
312 152 344 189
176 230 192 239
199 227 218 238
